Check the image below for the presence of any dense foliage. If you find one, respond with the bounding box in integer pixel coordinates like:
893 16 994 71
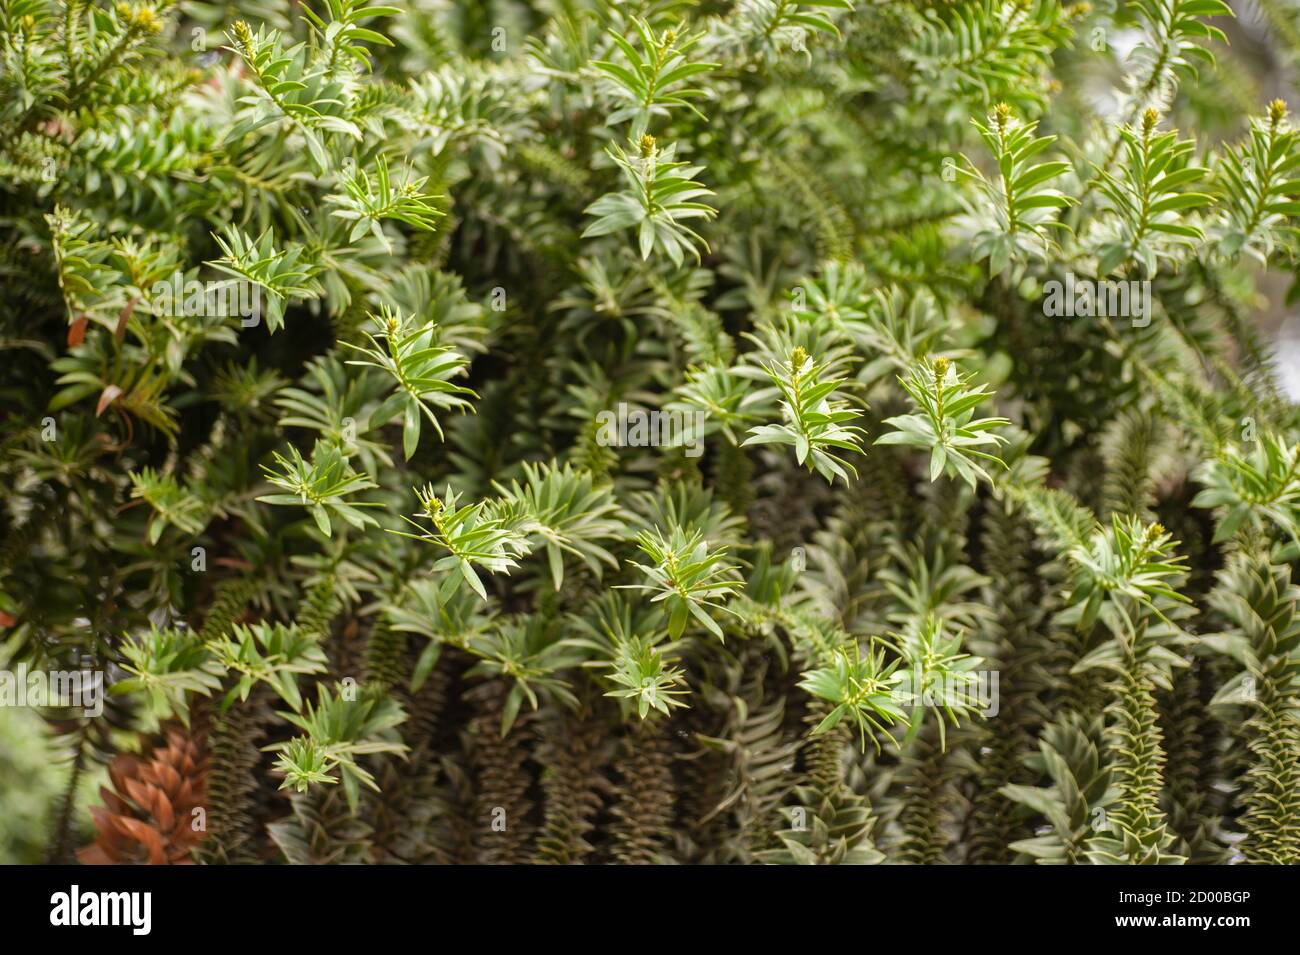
1 0 1299 865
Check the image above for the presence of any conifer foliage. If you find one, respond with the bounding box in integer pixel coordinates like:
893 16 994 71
1 0 1299 865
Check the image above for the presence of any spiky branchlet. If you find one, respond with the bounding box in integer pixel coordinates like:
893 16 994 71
607 719 676 864
582 136 717 267
258 440 381 537
490 461 624 590
464 680 536 865
892 727 957 865
1214 100 1300 263
877 357 1009 489
342 306 475 459
266 685 407 812
209 225 320 334
1203 548 1300 863
1091 108 1213 277
1084 656 1182 864
1099 409 1169 523
1159 663 1231 863
1058 517 1193 864
692 662 802 863
464 615 582 736
743 345 868 484
367 662 456 865
757 710 885 866
267 785 378 865
959 103 1074 273
394 485 531 600
1003 714 1115 865
532 709 610 865
327 155 443 251
799 641 908 753
1193 434 1300 546
964 492 1053 863
593 17 718 138
797 612 989 761
622 524 743 642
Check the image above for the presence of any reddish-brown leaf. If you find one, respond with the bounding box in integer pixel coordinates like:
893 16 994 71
96 384 123 417
115 297 138 341
67 315 89 347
